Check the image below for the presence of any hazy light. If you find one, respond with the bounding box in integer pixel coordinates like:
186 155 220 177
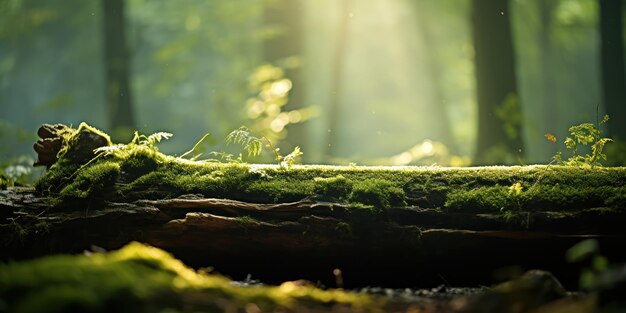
288 111 302 123
270 79 292 97
246 100 265 119
391 152 412 165
421 140 434 155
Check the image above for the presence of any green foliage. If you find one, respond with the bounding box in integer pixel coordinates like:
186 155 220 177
225 126 303 169
548 115 612 167
280 146 303 169
0 155 37 188
130 131 173 150
495 94 522 141
225 126 263 157
566 239 614 291
178 132 212 160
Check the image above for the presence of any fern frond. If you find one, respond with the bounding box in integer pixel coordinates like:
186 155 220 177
94 144 126 156
226 126 263 157
143 132 173 146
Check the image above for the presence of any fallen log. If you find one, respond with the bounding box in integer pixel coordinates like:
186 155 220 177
1 123 625 288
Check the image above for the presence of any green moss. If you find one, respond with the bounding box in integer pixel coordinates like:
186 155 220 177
119 146 160 180
59 162 120 199
58 123 112 164
0 242 376 313
35 160 81 194
445 185 518 212
313 175 353 200
349 179 406 209
0 174 9 189
35 124 626 216
234 215 260 227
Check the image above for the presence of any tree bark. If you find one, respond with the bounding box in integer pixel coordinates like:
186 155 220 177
599 0 626 141
2 187 626 288
472 0 523 164
102 0 135 138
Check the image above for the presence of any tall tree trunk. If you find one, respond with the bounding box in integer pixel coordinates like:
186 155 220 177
326 0 352 159
471 0 523 164
262 0 307 155
538 0 558 156
411 0 457 154
102 0 134 138
599 0 626 141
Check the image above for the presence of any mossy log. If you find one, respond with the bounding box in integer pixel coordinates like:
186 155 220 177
1 123 626 288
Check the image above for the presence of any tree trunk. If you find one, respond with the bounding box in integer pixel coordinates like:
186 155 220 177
102 0 135 139
472 0 523 164
325 0 352 159
538 0 559 156
599 0 626 141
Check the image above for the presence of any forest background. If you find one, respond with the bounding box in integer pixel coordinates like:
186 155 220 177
1 0 625 179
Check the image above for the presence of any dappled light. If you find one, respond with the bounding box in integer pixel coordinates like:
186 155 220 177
1 0 625 312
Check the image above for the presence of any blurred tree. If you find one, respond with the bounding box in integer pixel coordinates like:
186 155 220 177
599 0 626 140
538 0 559 155
410 0 456 153
102 0 135 139
471 0 523 164
326 0 352 159
262 0 308 153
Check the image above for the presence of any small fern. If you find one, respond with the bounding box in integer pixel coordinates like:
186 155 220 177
131 131 173 149
225 127 263 157
225 126 303 168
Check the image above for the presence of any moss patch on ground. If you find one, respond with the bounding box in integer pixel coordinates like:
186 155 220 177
0 242 376 313
34 124 626 216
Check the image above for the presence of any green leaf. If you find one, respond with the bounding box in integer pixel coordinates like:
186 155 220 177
566 239 599 263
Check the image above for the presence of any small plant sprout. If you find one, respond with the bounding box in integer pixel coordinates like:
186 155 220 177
280 146 303 169
545 113 612 167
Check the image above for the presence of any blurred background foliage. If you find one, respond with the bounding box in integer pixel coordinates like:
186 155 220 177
1 0 625 176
